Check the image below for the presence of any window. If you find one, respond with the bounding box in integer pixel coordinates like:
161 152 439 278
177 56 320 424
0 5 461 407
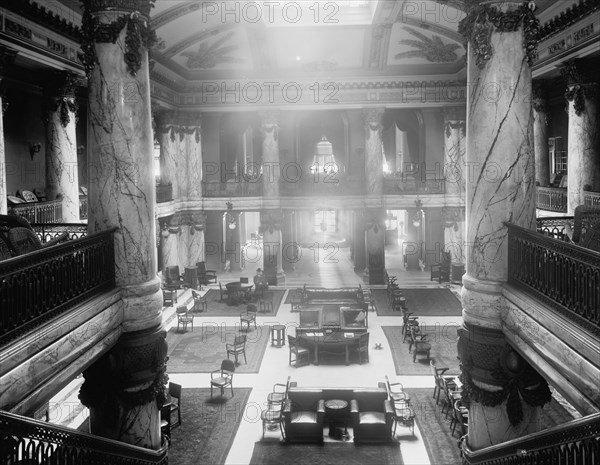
549 137 567 175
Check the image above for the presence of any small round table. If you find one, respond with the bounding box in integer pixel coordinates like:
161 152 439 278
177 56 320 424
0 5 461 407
270 325 286 347
324 399 349 440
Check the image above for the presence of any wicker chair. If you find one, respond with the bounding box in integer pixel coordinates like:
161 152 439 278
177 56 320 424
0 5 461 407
0 214 69 258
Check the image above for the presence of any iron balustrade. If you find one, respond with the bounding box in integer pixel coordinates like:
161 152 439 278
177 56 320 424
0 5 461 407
32 223 88 242
202 179 263 197
0 410 168 465
462 412 600 465
79 194 88 219
536 216 574 241
506 222 600 337
584 190 600 207
536 186 568 212
0 228 116 346
10 199 63 223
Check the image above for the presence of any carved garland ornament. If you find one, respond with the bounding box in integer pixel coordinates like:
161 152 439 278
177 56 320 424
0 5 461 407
80 2 157 78
458 3 540 70
561 61 598 117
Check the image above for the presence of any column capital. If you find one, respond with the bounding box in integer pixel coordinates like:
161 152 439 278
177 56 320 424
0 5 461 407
531 79 550 114
442 106 465 122
81 0 155 19
364 208 385 233
0 45 17 75
259 209 283 233
561 59 599 116
259 110 280 126
362 107 385 130
458 2 540 69
42 71 81 128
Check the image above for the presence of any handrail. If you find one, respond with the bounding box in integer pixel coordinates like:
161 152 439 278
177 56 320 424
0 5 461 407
584 190 600 207
536 216 574 240
10 199 63 223
0 228 117 346
462 412 600 464
506 222 600 337
0 409 168 464
31 222 88 242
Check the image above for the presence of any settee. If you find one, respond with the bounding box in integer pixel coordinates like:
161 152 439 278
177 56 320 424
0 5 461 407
283 385 393 444
299 286 365 306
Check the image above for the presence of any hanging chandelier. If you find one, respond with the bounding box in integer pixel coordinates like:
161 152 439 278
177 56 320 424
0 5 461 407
226 201 237 229
412 199 423 227
311 136 339 174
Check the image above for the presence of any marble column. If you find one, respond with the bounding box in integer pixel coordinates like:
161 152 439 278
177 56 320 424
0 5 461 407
532 81 550 187
459 1 549 450
155 110 179 198
363 108 385 196
177 214 193 270
443 107 466 264
365 209 386 285
353 210 366 273
160 215 181 272
260 111 280 198
260 209 285 284
182 112 202 201
189 212 206 266
281 210 297 272
42 71 81 222
561 59 600 214
0 46 17 215
81 0 164 450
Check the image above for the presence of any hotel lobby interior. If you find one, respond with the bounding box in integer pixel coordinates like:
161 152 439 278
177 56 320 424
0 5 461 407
0 0 599 464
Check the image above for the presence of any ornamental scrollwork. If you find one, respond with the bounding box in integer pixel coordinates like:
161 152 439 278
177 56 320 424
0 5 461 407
458 3 540 70
560 60 598 117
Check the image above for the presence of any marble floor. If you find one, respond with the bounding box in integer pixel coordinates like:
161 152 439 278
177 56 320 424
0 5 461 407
164 243 463 465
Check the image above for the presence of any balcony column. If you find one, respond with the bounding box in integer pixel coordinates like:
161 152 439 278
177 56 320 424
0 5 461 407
281 210 297 272
459 2 550 450
260 111 280 198
42 71 81 223
224 210 242 271
561 59 600 214
189 211 206 266
260 209 285 284
160 215 181 273
532 80 550 187
181 112 202 201
353 210 366 273
364 209 386 285
443 107 466 264
80 0 165 449
0 46 17 215
154 109 178 198
363 108 385 196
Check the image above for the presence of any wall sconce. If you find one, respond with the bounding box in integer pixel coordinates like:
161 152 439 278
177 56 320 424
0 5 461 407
412 199 423 228
29 142 42 160
226 201 237 230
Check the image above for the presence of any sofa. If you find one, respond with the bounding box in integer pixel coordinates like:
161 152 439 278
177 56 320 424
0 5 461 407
283 385 393 444
299 287 365 306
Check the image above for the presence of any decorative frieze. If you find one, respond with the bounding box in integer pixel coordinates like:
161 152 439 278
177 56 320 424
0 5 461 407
537 0 600 42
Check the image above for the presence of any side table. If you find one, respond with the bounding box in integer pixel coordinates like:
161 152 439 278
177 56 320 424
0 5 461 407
271 325 286 347
324 399 349 440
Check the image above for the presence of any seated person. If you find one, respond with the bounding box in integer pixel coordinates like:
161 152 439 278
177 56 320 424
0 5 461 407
253 268 269 295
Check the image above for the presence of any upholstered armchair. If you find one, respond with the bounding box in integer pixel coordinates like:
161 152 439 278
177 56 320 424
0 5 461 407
350 389 394 444
283 389 325 443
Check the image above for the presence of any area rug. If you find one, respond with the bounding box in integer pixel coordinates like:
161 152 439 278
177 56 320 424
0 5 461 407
201 289 284 316
250 441 404 465
166 324 271 373
405 388 575 465
382 325 461 376
373 289 462 317
168 387 251 465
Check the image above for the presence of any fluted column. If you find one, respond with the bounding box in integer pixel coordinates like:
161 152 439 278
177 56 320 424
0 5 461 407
443 107 466 264
0 46 17 215
260 209 285 284
532 80 550 187
365 209 386 284
42 71 81 222
561 59 600 214
181 112 202 201
80 0 164 450
363 108 385 196
459 2 550 450
260 111 280 198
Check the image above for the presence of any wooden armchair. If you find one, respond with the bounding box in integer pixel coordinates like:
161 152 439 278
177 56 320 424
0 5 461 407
226 335 247 365
430 251 451 283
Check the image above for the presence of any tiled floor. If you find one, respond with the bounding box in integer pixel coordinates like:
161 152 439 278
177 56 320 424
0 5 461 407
165 243 464 465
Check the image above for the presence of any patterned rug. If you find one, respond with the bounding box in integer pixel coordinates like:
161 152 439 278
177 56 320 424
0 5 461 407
250 441 404 465
382 325 461 376
405 388 575 465
372 289 462 317
201 289 285 316
168 387 251 465
166 324 271 373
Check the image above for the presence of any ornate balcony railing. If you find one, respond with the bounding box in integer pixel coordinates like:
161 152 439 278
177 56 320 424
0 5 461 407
202 179 263 197
536 216 574 240
384 177 445 195
0 228 116 346
32 223 88 242
462 412 600 465
280 176 366 196
79 194 88 219
584 190 600 207
536 186 567 212
156 183 173 203
506 222 600 337
0 410 168 465
10 199 63 223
